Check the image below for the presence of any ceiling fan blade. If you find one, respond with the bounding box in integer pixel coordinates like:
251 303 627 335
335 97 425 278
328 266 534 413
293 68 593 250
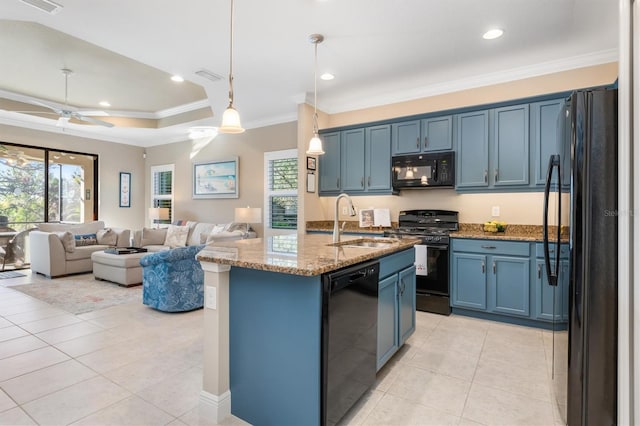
75 110 109 116
8 110 59 115
24 99 63 113
74 113 114 127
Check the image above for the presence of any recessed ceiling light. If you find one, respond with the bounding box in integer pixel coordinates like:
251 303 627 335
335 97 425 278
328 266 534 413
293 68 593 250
171 75 185 83
483 28 504 40
99 101 111 107
320 73 335 81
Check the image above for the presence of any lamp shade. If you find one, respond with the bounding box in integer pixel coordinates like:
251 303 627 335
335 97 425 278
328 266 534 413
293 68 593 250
219 106 245 134
306 134 325 155
149 207 170 221
234 207 262 223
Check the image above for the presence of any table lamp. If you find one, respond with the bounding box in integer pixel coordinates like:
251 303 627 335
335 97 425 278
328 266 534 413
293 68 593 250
149 207 170 229
234 207 262 236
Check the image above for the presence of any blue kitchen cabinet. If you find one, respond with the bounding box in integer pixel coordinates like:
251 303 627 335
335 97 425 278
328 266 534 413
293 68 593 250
377 248 416 371
365 125 392 191
421 116 453 152
318 132 341 193
455 110 490 188
392 120 421 154
340 128 366 191
531 99 564 186
451 252 487 310
492 104 529 186
490 255 530 317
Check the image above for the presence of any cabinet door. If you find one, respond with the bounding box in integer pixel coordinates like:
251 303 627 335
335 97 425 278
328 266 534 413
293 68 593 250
422 116 452 151
531 99 563 185
534 259 560 321
340 129 366 191
491 255 530 317
451 253 487 310
365 125 392 191
392 120 421 154
456 110 489 188
377 274 399 371
492 104 529 186
398 265 416 344
318 132 341 193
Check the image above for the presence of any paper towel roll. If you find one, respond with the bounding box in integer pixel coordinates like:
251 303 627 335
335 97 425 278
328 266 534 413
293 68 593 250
414 245 428 276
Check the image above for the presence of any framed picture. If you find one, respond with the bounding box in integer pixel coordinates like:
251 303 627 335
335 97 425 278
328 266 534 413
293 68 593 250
119 172 131 207
193 158 239 199
306 156 317 171
306 172 316 193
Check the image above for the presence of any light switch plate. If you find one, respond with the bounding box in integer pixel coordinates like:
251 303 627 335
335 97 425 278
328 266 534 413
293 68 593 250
205 286 217 310
491 206 500 217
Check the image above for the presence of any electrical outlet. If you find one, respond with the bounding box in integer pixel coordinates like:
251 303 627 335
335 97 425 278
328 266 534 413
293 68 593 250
342 206 348 215
491 206 500 217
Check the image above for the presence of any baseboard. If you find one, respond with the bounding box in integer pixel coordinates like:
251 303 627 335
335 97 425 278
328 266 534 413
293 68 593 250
199 390 231 424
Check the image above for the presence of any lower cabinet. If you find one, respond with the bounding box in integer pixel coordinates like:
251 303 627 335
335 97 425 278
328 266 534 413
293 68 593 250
451 238 569 326
377 249 416 371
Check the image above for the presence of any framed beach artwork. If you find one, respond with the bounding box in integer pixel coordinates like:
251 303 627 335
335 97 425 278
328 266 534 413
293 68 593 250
119 172 131 207
193 158 239 199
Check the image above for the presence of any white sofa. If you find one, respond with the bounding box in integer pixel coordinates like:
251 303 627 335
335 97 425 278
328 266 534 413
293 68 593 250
132 221 255 252
30 221 130 278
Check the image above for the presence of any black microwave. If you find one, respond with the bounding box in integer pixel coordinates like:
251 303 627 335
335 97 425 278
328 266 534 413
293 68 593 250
392 151 455 190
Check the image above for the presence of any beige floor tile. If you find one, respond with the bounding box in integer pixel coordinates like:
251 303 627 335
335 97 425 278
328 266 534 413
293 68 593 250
0 406 37 425
75 337 159 374
0 318 12 329
21 376 130 425
406 344 480 381
3 307 71 325
136 366 203 418
53 329 132 358
179 408 251 426
473 356 552 402
70 394 175 426
0 325 29 343
337 389 385 426
0 335 47 360
166 419 189 426
0 346 69 382
462 382 555 426
19 314 82 334
458 417 486 426
0 300 52 317
425 328 486 359
480 336 547 372
0 294 35 307
372 359 400 392
104 352 194 393
386 364 471 417
0 359 97 404
0 388 16 412
361 393 459 426
35 321 104 345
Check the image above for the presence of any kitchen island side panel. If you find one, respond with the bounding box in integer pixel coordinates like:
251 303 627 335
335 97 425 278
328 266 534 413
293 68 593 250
229 267 323 426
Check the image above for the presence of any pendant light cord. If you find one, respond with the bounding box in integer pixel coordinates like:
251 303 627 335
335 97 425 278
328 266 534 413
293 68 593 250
228 0 235 108
312 40 318 134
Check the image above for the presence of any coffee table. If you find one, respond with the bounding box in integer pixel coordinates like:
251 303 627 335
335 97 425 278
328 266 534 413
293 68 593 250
91 250 148 287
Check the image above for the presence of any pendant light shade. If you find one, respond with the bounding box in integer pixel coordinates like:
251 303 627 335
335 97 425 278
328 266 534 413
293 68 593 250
219 0 245 134
306 34 325 155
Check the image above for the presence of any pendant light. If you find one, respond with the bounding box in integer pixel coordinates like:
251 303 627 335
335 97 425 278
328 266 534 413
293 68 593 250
306 33 325 155
219 0 245 134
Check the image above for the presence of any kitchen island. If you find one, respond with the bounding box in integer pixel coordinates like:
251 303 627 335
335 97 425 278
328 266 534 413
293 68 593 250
195 233 417 426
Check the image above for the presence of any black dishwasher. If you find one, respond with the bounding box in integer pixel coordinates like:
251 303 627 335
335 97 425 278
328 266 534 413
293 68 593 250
321 260 379 426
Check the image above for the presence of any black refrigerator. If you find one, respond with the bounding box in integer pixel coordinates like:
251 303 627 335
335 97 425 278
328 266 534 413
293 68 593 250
544 87 617 426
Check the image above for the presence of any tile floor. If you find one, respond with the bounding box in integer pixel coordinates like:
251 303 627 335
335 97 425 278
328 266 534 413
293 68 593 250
0 271 563 426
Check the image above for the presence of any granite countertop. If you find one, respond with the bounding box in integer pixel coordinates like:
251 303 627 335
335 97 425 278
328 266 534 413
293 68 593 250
452 224 569 242
196 233 418 277
305 220 393 235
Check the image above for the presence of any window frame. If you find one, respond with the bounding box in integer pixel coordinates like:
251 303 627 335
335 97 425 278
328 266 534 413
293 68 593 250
150 164 174 226
264 149 298 234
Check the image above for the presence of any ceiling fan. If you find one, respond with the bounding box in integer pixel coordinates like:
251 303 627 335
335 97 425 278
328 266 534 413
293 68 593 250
10 68 114 128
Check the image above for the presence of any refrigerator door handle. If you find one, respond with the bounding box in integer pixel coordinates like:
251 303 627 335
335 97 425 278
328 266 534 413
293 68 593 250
543 154 561 286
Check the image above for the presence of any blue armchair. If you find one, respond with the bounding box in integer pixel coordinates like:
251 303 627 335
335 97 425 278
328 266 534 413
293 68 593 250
140 244 206 312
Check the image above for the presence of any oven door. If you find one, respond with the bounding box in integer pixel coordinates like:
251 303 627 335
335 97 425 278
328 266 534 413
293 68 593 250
414 244 449 296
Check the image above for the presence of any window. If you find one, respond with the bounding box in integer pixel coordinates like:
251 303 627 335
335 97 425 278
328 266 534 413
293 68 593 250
150 164 174 225
264 149 298 231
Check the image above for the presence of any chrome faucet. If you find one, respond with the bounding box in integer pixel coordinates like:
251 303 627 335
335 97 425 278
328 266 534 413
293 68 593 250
333 193 357 243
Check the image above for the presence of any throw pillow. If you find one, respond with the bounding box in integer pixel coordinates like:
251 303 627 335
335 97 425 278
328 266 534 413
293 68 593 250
164 225 189 248
199 224 228 244
56 231 75 253
226 222 247 233
96 228 118 246
140 227 167 246
74 233 98 247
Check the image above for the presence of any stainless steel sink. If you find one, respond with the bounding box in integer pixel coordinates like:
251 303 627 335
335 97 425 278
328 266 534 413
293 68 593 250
329 238 396 249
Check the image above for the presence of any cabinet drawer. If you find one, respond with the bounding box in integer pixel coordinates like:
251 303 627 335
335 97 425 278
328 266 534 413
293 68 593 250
535 243 569 259
451 239 530 256
379 248 415 279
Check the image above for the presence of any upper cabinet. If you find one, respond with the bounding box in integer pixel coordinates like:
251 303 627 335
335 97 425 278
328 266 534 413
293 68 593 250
319 125 392 196
530 99 564 186
493 104 529 187
392 116 453 155
456 110 489 188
